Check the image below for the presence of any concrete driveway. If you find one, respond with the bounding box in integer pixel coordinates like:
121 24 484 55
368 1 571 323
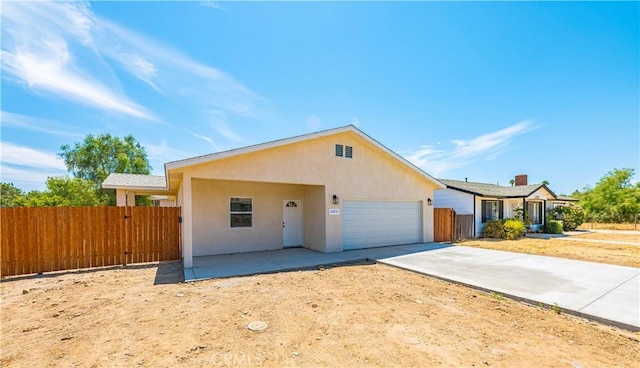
379 245 640 331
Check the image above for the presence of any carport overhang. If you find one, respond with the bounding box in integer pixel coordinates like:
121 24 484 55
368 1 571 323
102 173 177 206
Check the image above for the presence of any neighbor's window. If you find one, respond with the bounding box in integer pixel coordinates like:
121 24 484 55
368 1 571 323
335 144 344 157
481 200 503 223
345 145 353 158
230 197 252 228
527 202 542 224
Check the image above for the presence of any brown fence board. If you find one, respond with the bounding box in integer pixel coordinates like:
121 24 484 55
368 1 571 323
455 214 475 241
434 208 455 242
0 206 181 277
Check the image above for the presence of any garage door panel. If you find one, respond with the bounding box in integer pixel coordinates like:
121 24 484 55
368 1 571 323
343 201 421 250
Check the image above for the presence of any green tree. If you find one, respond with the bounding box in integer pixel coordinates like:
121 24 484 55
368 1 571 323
579 168 640 223
58 134 151 205
1 182 25 207
15 177 103 207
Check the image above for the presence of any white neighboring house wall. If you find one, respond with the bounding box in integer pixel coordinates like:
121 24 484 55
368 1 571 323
434 188 474 214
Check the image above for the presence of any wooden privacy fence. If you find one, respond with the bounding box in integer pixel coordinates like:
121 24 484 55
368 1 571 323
454 214 474 241
1 206 181 277
434 208 455 242
435 209 475 242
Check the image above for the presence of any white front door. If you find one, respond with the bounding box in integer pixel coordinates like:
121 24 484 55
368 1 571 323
283 200 303 247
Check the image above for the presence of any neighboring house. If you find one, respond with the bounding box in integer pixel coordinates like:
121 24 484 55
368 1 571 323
103 125 444 268
549 195 579 209
435 175 573 237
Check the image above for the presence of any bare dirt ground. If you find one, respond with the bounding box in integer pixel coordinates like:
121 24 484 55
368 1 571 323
460 233 640 268
1 262 639 367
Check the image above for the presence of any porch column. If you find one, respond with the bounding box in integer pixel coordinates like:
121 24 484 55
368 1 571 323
126 191 136 206
116 189 126 206
182 175 194 268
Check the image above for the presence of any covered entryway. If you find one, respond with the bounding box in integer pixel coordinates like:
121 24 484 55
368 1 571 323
343 200 421 250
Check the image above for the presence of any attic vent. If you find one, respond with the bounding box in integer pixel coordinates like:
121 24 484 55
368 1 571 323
335 144 344 157
345 145 353 158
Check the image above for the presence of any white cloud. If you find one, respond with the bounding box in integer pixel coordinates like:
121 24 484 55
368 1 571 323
97 17 263 120
1 111 85 139
208 110 246 143
119 53 160 91
406 121 537 176
200 1 226 10
0 142 67 171
1 1 263 130
190 132 219 151
0 165 58 191
144 142 193 174
1 1 155 120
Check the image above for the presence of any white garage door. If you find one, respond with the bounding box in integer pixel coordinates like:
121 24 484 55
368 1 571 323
343 201 422 250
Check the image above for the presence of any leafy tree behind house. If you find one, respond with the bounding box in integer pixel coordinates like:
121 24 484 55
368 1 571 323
58 134 152 205
577 168 640 223
1 182 24 207
15 177 104 207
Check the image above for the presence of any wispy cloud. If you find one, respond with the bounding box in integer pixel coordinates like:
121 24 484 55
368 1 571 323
200 1 226 10
97 16 264 124
1 2 154 120
1 111 85 139
1 1 262 129
0 142 67 190
208 110 246 143
143 142 193 175
406 121 538 176
0 166 62 191
0 142 67 171
190 132 220 151
119 53 160 91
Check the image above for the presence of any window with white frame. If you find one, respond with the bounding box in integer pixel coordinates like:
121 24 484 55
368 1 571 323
527 202 542 224
230 197 252 228
481 200 503 223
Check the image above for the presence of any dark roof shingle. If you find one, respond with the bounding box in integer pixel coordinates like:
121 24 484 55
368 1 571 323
438 178 555 198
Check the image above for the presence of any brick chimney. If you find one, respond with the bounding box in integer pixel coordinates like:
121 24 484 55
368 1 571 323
515 174 528 186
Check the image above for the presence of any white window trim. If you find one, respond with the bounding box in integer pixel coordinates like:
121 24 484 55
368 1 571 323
229 196 253 229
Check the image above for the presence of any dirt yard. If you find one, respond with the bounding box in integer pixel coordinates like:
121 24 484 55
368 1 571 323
1 262 638 367
460 232 640 268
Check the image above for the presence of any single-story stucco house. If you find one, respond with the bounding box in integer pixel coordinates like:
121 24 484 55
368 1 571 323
434 175 576 237
103 125 445 268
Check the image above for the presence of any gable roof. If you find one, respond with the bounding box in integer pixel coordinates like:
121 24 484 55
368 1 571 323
102 173 167 190
439 178 556 199
165 125 445 188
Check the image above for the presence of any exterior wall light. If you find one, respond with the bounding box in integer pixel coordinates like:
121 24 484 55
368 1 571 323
427 198 433 206
333 195 339 205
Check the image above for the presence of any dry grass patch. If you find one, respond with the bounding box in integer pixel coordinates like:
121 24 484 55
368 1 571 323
579 223 639 231
1 262 638 367
572 232 640 243
460 238 640 268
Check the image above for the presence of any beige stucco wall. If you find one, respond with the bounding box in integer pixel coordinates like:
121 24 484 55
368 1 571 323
175 130 440 259
192 179 307 256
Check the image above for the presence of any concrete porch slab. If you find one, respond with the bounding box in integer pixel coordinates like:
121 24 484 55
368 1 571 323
185 243 448 282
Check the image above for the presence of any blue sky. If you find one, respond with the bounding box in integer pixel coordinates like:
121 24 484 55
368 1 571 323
1 1 638 195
